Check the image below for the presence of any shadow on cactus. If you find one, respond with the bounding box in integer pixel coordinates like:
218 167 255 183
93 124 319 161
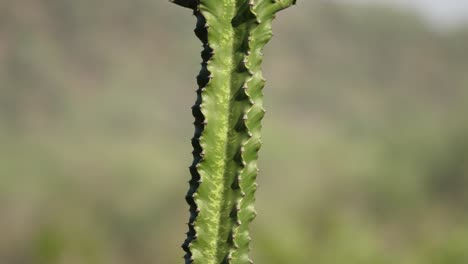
171 0 296 263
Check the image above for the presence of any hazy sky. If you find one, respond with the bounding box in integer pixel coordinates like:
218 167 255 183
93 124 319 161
341 0 468 27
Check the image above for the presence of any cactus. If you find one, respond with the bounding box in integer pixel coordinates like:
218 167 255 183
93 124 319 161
171 0 295 263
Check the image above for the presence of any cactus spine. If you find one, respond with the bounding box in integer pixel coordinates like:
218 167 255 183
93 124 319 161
172 0 295 263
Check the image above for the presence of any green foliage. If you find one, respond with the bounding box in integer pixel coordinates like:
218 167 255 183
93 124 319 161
1 1 468 264
172 1 295 263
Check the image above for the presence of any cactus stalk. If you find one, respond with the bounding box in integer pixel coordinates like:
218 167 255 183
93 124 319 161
172 1 295 263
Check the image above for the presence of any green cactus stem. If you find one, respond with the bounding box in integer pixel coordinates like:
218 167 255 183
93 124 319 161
171 0 295 263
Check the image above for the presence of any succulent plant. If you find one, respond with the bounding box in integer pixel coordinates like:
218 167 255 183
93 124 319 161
171 1 296 263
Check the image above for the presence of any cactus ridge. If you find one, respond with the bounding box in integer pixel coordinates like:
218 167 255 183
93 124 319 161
172 1 295 263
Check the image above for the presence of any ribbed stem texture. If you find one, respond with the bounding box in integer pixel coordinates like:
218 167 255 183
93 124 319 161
172 1 295 263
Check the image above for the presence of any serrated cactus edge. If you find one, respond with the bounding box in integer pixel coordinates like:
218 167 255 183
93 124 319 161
171 1 296 263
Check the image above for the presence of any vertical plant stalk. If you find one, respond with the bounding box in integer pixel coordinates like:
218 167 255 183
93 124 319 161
172 1 295 263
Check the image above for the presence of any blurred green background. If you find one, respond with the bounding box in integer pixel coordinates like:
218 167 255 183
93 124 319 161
1 1 468 263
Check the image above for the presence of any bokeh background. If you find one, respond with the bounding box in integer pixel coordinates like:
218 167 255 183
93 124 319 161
1 0 468 263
